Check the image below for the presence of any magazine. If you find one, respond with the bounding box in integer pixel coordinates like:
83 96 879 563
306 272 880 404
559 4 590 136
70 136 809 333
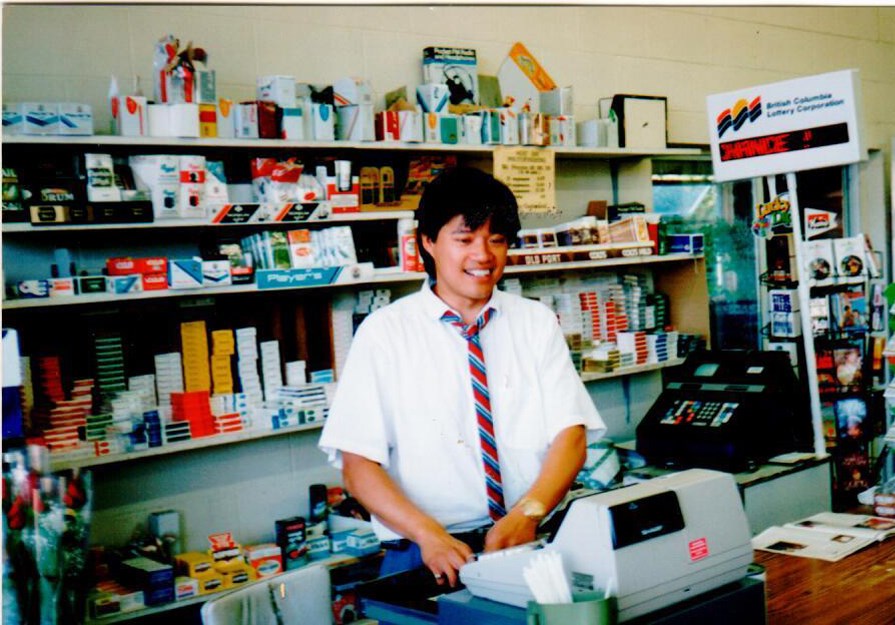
786 512 895 541
753 512 895 562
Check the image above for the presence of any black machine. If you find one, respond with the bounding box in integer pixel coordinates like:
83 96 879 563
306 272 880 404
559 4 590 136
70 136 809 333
636 350 813 472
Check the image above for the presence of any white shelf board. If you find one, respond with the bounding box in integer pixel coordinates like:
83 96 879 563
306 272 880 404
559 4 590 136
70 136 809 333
579 357 686 382
49 421 323 471
2 253 703 310
2 210 415 233
4 134 702 159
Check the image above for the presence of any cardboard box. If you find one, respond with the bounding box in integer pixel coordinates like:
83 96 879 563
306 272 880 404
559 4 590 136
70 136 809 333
257 75 296 108
416 83 449 113
22 102 59 135
540 86 573 116
217 99 236 138
281 107 304 140
196 69 216 104
498 108 519 145
235 102 259 138
257 100 279 139
398 110 423 142
168 258 203 289
462 114 483 145
311 103 334 141
667 233 704 254
3 103 23 135
422 47 478 105
129 155 179 219
169 103 199 138
115 96 147 137
147 104 172 137
375 111 400 141
497 42 556 113
336 104 374 141
600 94 667 149
198 104 217 138
58 103 93 135
333 77 373 107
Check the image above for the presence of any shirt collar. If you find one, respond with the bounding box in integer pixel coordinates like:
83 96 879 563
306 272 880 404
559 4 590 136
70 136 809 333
419 279 503 323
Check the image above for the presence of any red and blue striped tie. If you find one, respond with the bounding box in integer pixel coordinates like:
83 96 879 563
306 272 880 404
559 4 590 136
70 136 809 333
442 308 506 521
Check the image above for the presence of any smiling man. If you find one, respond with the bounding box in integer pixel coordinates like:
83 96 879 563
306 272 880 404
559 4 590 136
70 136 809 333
318 167 605 587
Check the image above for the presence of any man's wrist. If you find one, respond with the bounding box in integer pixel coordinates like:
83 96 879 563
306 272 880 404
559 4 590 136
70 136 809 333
515 496 547 521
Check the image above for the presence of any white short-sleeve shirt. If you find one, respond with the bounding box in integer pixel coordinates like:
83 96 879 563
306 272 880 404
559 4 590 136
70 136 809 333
318 281 605 541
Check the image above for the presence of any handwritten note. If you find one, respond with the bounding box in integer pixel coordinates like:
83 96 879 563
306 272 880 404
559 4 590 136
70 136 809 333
493 147 556 214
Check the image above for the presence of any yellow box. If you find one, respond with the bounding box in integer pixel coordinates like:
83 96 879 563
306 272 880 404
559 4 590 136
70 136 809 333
199 104 217 138
196 571 224 595
174 551 214 578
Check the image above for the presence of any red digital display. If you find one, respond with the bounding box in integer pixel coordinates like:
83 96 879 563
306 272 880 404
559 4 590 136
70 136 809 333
719 122 849 162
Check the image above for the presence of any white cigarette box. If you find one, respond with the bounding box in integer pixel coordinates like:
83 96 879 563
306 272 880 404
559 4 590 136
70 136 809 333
217 99 236 139
169 103 199 138
58 103 93 135
235 102 259 139
147 104 172 137
257 75 296 108
168 258 204 289
498 109 519 145
23 102 59 135
336 104 374 142
178 155 206 219
107 275 143 294
281 107 304 140
115 96 147 137
129 155 180 219
2 103 23 135
202 260 232 286
462 114 483 145
333 77 373 107
415 84 449 114
311 104 334 141
398 111 423 143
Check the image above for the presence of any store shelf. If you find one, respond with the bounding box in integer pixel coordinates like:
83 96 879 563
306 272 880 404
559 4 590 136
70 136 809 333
4 133 702 159
1 210 415 233
579 357 686 382
49 420 324 472
81 551 364 625
2 252 702 310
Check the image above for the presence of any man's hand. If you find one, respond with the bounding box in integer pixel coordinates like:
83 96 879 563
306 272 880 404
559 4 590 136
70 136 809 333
416 527 475 588
483 507 539 552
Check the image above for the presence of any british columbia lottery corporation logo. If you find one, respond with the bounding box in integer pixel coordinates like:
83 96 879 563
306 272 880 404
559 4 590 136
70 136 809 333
716 96 762 138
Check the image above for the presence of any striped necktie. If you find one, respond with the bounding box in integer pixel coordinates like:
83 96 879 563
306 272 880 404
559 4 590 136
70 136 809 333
442 307 506 521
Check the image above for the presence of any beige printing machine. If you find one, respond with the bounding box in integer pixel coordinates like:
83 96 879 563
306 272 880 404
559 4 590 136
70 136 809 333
460 469 754 622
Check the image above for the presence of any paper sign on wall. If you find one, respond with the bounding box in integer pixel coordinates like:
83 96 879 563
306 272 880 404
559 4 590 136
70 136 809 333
706 69 866 182
493 147 556 214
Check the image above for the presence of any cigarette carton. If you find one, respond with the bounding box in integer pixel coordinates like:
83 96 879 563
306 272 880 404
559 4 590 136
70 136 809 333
235 102 259 139
3 103 23 135
198 104 216 138
58 103 93 135
257 75 296 108
280 107 304 140
169 103 199 138
22 102 59 135
336 104 374 142
415 83 449 113
398 110 423 142
115 96 147 137
311 103 335 141
217 99 236 138
129 154 180 219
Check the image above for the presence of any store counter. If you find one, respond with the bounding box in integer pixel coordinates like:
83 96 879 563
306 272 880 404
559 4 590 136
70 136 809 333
358 570 765 625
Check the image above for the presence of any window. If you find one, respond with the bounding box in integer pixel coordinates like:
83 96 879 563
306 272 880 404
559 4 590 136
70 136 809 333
652 158 759 349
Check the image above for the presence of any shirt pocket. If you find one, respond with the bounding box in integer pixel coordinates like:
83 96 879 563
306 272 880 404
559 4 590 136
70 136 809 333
491 371 549 452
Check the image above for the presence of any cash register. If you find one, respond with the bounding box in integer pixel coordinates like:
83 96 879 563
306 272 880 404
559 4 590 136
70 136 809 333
359 469 762 624
636 350 812 472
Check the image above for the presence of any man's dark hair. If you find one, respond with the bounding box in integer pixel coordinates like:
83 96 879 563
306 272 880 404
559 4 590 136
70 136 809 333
415 167 521 278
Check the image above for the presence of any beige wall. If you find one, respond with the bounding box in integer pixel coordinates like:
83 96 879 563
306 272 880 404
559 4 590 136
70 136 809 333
3 4 894 152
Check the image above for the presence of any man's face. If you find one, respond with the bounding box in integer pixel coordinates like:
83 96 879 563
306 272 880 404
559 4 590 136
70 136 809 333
422 215 509 318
